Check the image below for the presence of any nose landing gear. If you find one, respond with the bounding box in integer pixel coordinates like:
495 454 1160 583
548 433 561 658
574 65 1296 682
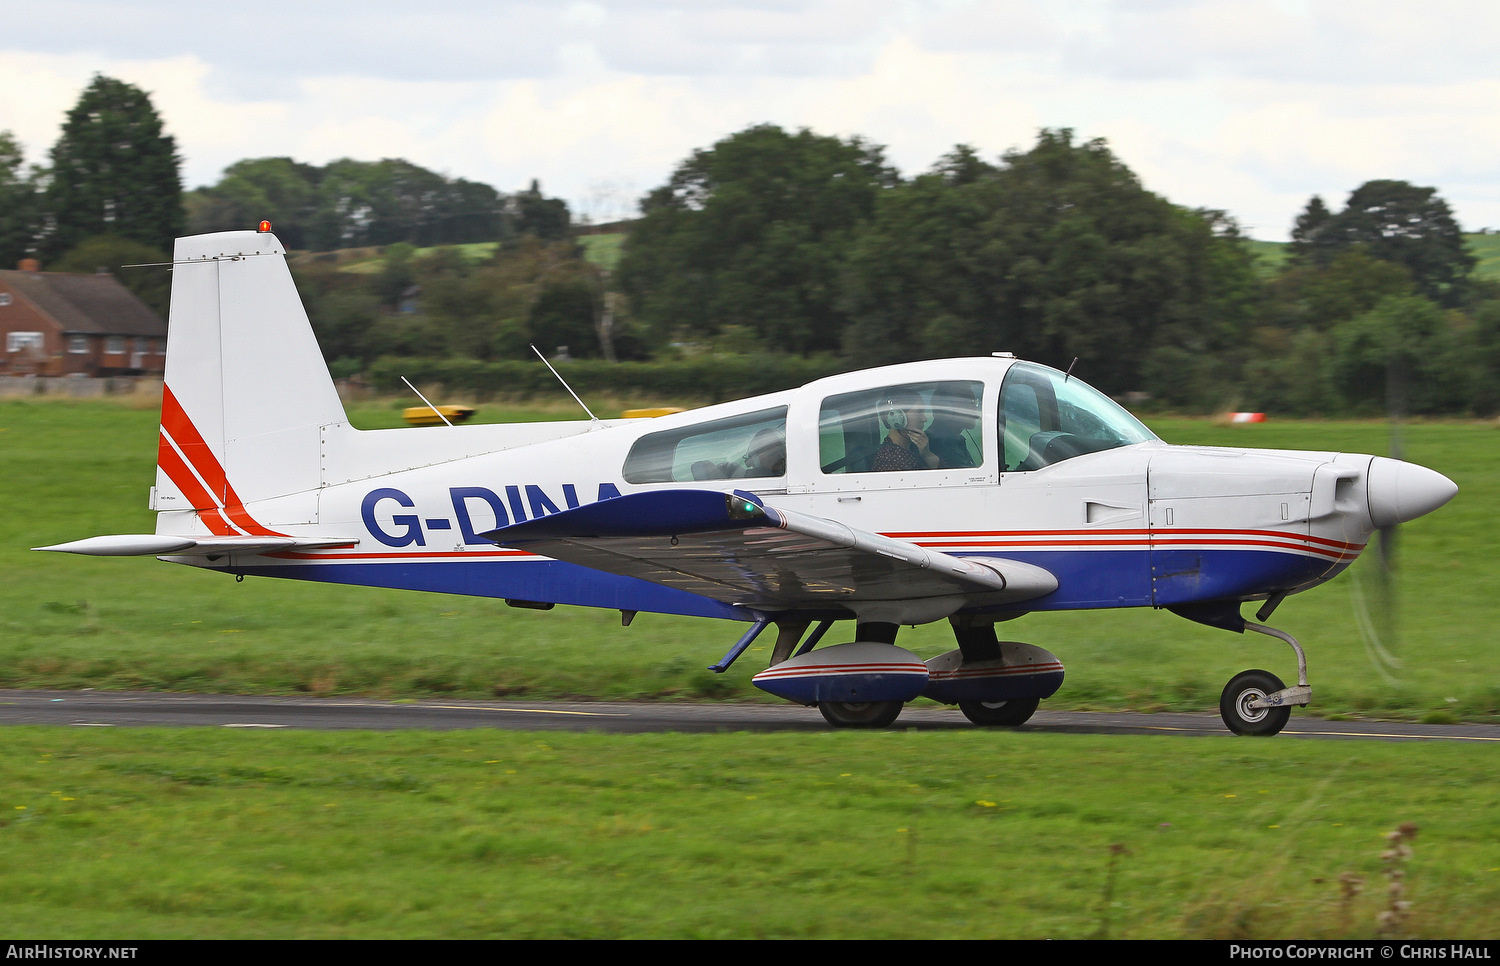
1220 622 1312 736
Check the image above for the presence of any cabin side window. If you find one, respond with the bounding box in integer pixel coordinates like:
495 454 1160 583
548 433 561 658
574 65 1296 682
819 381 984 474
999 363 1155 471
622 407 788 484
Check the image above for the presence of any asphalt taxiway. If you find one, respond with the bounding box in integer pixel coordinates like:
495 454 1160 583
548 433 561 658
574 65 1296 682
0 689 1495 741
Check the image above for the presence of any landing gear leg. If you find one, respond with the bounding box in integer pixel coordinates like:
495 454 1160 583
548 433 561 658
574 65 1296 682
945 617 1045 727
1219 622 1312 736
767 620 810 667
949 615 1002 663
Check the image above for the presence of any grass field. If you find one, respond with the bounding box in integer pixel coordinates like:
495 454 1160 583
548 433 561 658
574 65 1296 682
0 726 1496 938
1467 232 1500 281
1245 234 1500 281
1 397 1496 938
328 234 624 274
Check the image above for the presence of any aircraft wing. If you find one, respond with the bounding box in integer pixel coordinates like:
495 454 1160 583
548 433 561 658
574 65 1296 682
484 489 1056 617
34 535 356 556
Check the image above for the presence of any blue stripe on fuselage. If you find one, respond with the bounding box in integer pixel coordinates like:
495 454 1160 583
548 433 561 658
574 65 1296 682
232 557 747 620
222 546 1349 621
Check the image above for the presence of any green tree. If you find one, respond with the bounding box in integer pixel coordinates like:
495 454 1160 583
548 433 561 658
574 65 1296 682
512 179 571 242
186 157 322 248
840 130 1258 398
374 237 597 362
1262 248 1415 332
298 158 530 250
1471 299 1500 414
1330 294 1472 413
1287 194 1333 265
1239 326 1340 416
190 156 566 253
0 131 43 268
46 75 183 257
618 124 897 354
1318 181 1474 305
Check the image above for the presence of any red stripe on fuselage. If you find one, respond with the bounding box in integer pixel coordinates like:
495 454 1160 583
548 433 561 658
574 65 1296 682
887 527 1360 552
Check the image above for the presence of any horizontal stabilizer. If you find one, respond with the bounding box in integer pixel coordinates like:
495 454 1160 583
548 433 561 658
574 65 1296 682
35 534 356 556
486 489 1057 616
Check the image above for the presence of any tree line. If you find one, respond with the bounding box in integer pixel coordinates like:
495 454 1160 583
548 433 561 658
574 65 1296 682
616 124 1496 414
5 74 1498 415
0 75 578 324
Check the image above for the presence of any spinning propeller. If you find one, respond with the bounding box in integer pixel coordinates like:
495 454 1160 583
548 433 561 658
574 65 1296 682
1351 357 1409 684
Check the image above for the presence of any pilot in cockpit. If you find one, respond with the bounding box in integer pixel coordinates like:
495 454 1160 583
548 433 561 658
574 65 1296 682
744 428 787 477
927 385 982 469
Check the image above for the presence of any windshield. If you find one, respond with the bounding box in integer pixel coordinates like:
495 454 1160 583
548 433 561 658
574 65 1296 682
999 362 1155 471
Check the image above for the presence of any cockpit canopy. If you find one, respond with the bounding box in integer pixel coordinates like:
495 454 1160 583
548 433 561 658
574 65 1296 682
619 358 1156 485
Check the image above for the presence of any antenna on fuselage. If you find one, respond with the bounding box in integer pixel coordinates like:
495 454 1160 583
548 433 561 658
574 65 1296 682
1064 357 1078 382
400 376 455 428
530 343 599 423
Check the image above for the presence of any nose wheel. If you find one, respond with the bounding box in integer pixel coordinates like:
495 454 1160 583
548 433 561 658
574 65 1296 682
1220 669 1292 736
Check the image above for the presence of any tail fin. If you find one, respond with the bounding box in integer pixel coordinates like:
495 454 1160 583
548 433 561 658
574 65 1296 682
153 230 348 520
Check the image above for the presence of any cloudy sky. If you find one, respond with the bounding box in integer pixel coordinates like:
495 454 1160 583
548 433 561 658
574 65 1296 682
2 0 1495 239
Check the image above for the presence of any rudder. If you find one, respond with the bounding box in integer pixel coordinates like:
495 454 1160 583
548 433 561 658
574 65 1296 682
153 230 348 519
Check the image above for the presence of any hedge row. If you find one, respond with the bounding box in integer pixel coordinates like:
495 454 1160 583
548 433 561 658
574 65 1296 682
364 354 853 404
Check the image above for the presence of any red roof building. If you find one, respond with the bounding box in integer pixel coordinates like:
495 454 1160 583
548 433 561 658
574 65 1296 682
0 260 167 377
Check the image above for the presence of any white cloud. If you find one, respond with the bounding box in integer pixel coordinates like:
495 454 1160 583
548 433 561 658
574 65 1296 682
1 1 1497 238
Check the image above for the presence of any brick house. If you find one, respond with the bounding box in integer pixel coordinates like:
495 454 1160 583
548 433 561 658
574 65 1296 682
0 259 167 377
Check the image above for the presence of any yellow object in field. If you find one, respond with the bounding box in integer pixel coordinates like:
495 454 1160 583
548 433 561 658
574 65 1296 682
403 405 477 426
622 407 685 419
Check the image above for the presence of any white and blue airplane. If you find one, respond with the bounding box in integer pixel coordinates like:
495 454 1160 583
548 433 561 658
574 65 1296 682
38 227 1459 734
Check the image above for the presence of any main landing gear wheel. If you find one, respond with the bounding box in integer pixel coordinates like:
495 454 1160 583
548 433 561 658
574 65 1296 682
818 700 903 728
1220 669 1292 736
959 697 1040 727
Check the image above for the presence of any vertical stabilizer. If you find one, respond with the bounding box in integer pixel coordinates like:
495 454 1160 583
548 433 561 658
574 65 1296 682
154 230 348 525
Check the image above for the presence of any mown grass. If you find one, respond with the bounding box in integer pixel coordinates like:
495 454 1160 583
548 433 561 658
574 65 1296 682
1246 234 1499 282
329 233 624 275
577 232 624 272
2 399 1494 722
1246 238 1291 277
0 726 1495 938
1467 232 1500 281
